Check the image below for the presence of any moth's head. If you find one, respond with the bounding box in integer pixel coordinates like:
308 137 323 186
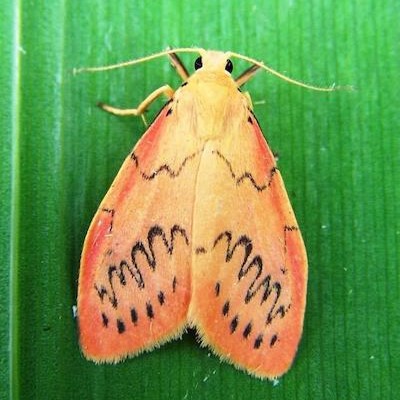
194 50 234 76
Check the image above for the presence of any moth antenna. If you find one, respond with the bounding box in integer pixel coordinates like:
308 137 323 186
229 51 351 92
73 47 203 74
74 48 352 92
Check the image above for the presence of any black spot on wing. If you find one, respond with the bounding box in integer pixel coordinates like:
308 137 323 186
215 282 221 297
172 276 177 292
254 334 263 349
130 308 138 324
158 291 165 305
195 246 206 254
146 302 154 319
270 334 278 347
243 322 252 339
222 301 230 316
230 315 239 333
117 319 125 334
101 313 109 327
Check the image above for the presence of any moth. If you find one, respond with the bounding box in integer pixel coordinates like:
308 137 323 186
76 48 332 379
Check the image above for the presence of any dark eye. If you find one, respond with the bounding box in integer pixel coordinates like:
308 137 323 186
194 57 203 70
225 59 233 73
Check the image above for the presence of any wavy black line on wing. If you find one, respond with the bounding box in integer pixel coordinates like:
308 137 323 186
94 225 189 310
211 230 290 324
212 150 277 192
130 149 203 180
130 149 276 192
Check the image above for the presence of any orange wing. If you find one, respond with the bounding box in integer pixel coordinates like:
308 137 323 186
78 49 308 379
78 104 201 361
189 113 308 379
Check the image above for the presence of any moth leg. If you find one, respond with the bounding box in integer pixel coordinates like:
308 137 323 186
99 85 175 125
167 52 190 81
235 64 260 87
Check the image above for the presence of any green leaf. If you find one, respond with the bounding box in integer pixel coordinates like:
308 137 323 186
2 0 399 399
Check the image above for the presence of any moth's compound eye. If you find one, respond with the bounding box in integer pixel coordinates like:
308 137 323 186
225 59 233 73
194 57 203 70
